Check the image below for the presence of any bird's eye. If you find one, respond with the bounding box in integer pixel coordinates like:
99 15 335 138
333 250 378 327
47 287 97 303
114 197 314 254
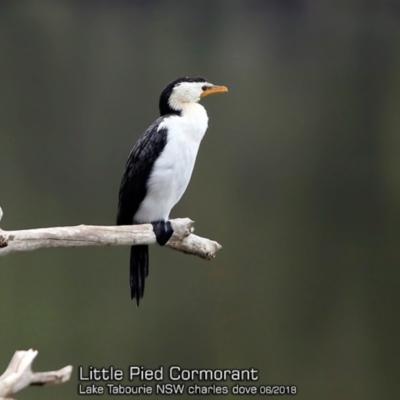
202 85 209 91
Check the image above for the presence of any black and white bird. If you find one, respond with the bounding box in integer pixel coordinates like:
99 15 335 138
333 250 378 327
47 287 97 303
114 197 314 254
116 77 228 306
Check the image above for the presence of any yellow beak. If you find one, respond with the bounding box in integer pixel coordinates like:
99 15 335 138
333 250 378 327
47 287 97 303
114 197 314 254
200 85 229 98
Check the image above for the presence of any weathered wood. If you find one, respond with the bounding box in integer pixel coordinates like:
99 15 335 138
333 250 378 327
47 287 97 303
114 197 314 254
0 207 222 260
0 349 72 400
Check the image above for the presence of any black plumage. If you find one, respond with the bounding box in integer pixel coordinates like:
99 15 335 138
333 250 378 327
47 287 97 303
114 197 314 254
116 121 168 306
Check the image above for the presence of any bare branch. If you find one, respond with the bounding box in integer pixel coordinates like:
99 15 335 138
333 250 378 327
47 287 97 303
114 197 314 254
0 208 222 260
0 349 72 400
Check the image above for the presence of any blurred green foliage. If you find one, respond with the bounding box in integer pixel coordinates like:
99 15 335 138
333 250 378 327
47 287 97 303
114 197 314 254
0 1 399 399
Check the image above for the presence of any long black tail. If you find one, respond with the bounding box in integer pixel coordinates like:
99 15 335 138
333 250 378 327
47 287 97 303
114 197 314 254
130 245 149 306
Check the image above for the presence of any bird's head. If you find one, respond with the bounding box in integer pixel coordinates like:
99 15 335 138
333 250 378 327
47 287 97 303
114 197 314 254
159 77 228 116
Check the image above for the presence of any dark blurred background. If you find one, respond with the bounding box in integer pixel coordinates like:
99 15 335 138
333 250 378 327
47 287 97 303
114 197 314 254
0 0 399 399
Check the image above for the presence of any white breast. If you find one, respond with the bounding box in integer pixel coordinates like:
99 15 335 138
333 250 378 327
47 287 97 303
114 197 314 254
134 103 208 223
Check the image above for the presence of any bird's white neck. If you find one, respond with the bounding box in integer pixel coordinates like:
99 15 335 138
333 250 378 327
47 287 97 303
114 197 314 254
179 103 209 142
179 102 206 117
158 102 209 146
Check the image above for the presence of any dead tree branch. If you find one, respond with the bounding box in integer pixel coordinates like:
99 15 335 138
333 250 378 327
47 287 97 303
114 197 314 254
0 349 72 400
0 207 222 260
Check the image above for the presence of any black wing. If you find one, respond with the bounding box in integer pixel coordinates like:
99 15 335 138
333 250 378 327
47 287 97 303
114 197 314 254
116 117 168 306
116 117 168 226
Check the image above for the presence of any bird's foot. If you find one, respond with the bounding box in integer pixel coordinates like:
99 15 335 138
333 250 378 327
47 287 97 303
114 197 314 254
152 220 174 246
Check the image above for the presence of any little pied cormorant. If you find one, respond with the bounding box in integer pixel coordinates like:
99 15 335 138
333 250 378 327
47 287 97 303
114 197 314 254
117 77 228 306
